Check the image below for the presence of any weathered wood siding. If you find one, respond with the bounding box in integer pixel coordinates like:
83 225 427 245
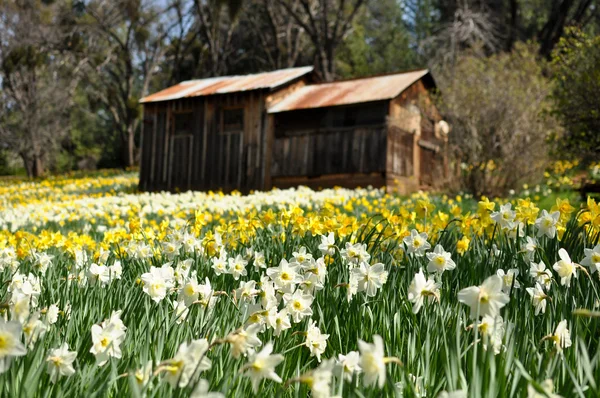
270 103 388 188
390 79 447 188
139 74 446 194
139 91 269 192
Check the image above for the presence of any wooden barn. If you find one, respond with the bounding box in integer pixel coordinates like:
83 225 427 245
139 66 449 193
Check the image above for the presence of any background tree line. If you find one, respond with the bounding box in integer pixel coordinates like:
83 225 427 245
0 0 598 195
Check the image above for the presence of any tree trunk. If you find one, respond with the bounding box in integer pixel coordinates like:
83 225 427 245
20 152 33 178
32 156 44 177
122 127 136 168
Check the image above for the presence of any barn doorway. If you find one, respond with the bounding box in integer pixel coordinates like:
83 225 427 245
168 111 194 191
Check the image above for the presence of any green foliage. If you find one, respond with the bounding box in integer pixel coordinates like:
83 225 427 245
435 43 557 197
336 0 422 78
1 176 600 396
550 28 600 163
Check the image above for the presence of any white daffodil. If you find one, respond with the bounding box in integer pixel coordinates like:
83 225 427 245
46 303 60 325
141 264 175 302
581 244 600 274
226 324 262 359
552 248 577 287
457 275 510 318
266 259 302 293
358 334 391 388
87 263 110 287
547 320 572 353
403 229 431 257
211 249 229 276
476 315 505 354
318 232 336 256
134 360 153 388
174 258 194 284
426 244 456 274
197 277 218 310
305 320 329 362
496 268 520 293
46 342 77 383
163 339 212 388
34 252 54 274
408 268 441 314
284 290 314 323
265 308 291 337
10 293 31 324
108 261 122 281
291 246 313 268
522 236 538 262
228 254 248 280
0 320 27 373
341 242 370 266
161 240 182 260
491 203 516 229
190 378 225 398
259 277 278 310
172 299 190 324
90 311 126 366
336 351 361 381
351 262 387 297
234 280 259 303
529 261 553 290
242 342 284 394
526 283 548 315
253 251 266 269
302 260 326 294
300 358 336 398
527 379 563 398
180 276 201 307
535 210 560 239
23 311 47 347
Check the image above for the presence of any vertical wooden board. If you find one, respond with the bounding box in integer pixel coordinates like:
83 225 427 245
163 106 172 187
192 100 204 187
302 135 310 176
300 135 309 175
375 129 385 171
305 136 314 176
238 131 244 190
291 136 299 176
154 112 165 190
230 133 238 188
271 138 282 177
350 131 360 172
282 138 290 176
201 101 210 186
312 135 321 176
340 131 349 172
294 136 304 175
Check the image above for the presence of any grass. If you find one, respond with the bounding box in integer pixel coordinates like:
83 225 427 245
0 171 598 397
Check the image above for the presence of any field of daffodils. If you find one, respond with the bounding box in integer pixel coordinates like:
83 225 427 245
1 171 599 397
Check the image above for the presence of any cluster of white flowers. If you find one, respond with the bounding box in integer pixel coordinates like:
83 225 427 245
403 232 455 314
0 269 75 383
0 185 377 232
0 247 20 271
458 275 509 355
90 311 127 366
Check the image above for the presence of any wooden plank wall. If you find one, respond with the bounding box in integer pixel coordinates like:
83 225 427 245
271 127 387 179
386 125 414 177
391 80 447 188
139 91 268 192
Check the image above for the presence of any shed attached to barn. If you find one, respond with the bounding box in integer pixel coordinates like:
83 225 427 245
139 67 449 193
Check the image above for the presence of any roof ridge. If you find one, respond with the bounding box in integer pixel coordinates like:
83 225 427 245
311 68 429 85
179 66 314 85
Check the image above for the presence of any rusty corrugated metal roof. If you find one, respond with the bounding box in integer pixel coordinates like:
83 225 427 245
267 69 430 113
140 66 313 103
